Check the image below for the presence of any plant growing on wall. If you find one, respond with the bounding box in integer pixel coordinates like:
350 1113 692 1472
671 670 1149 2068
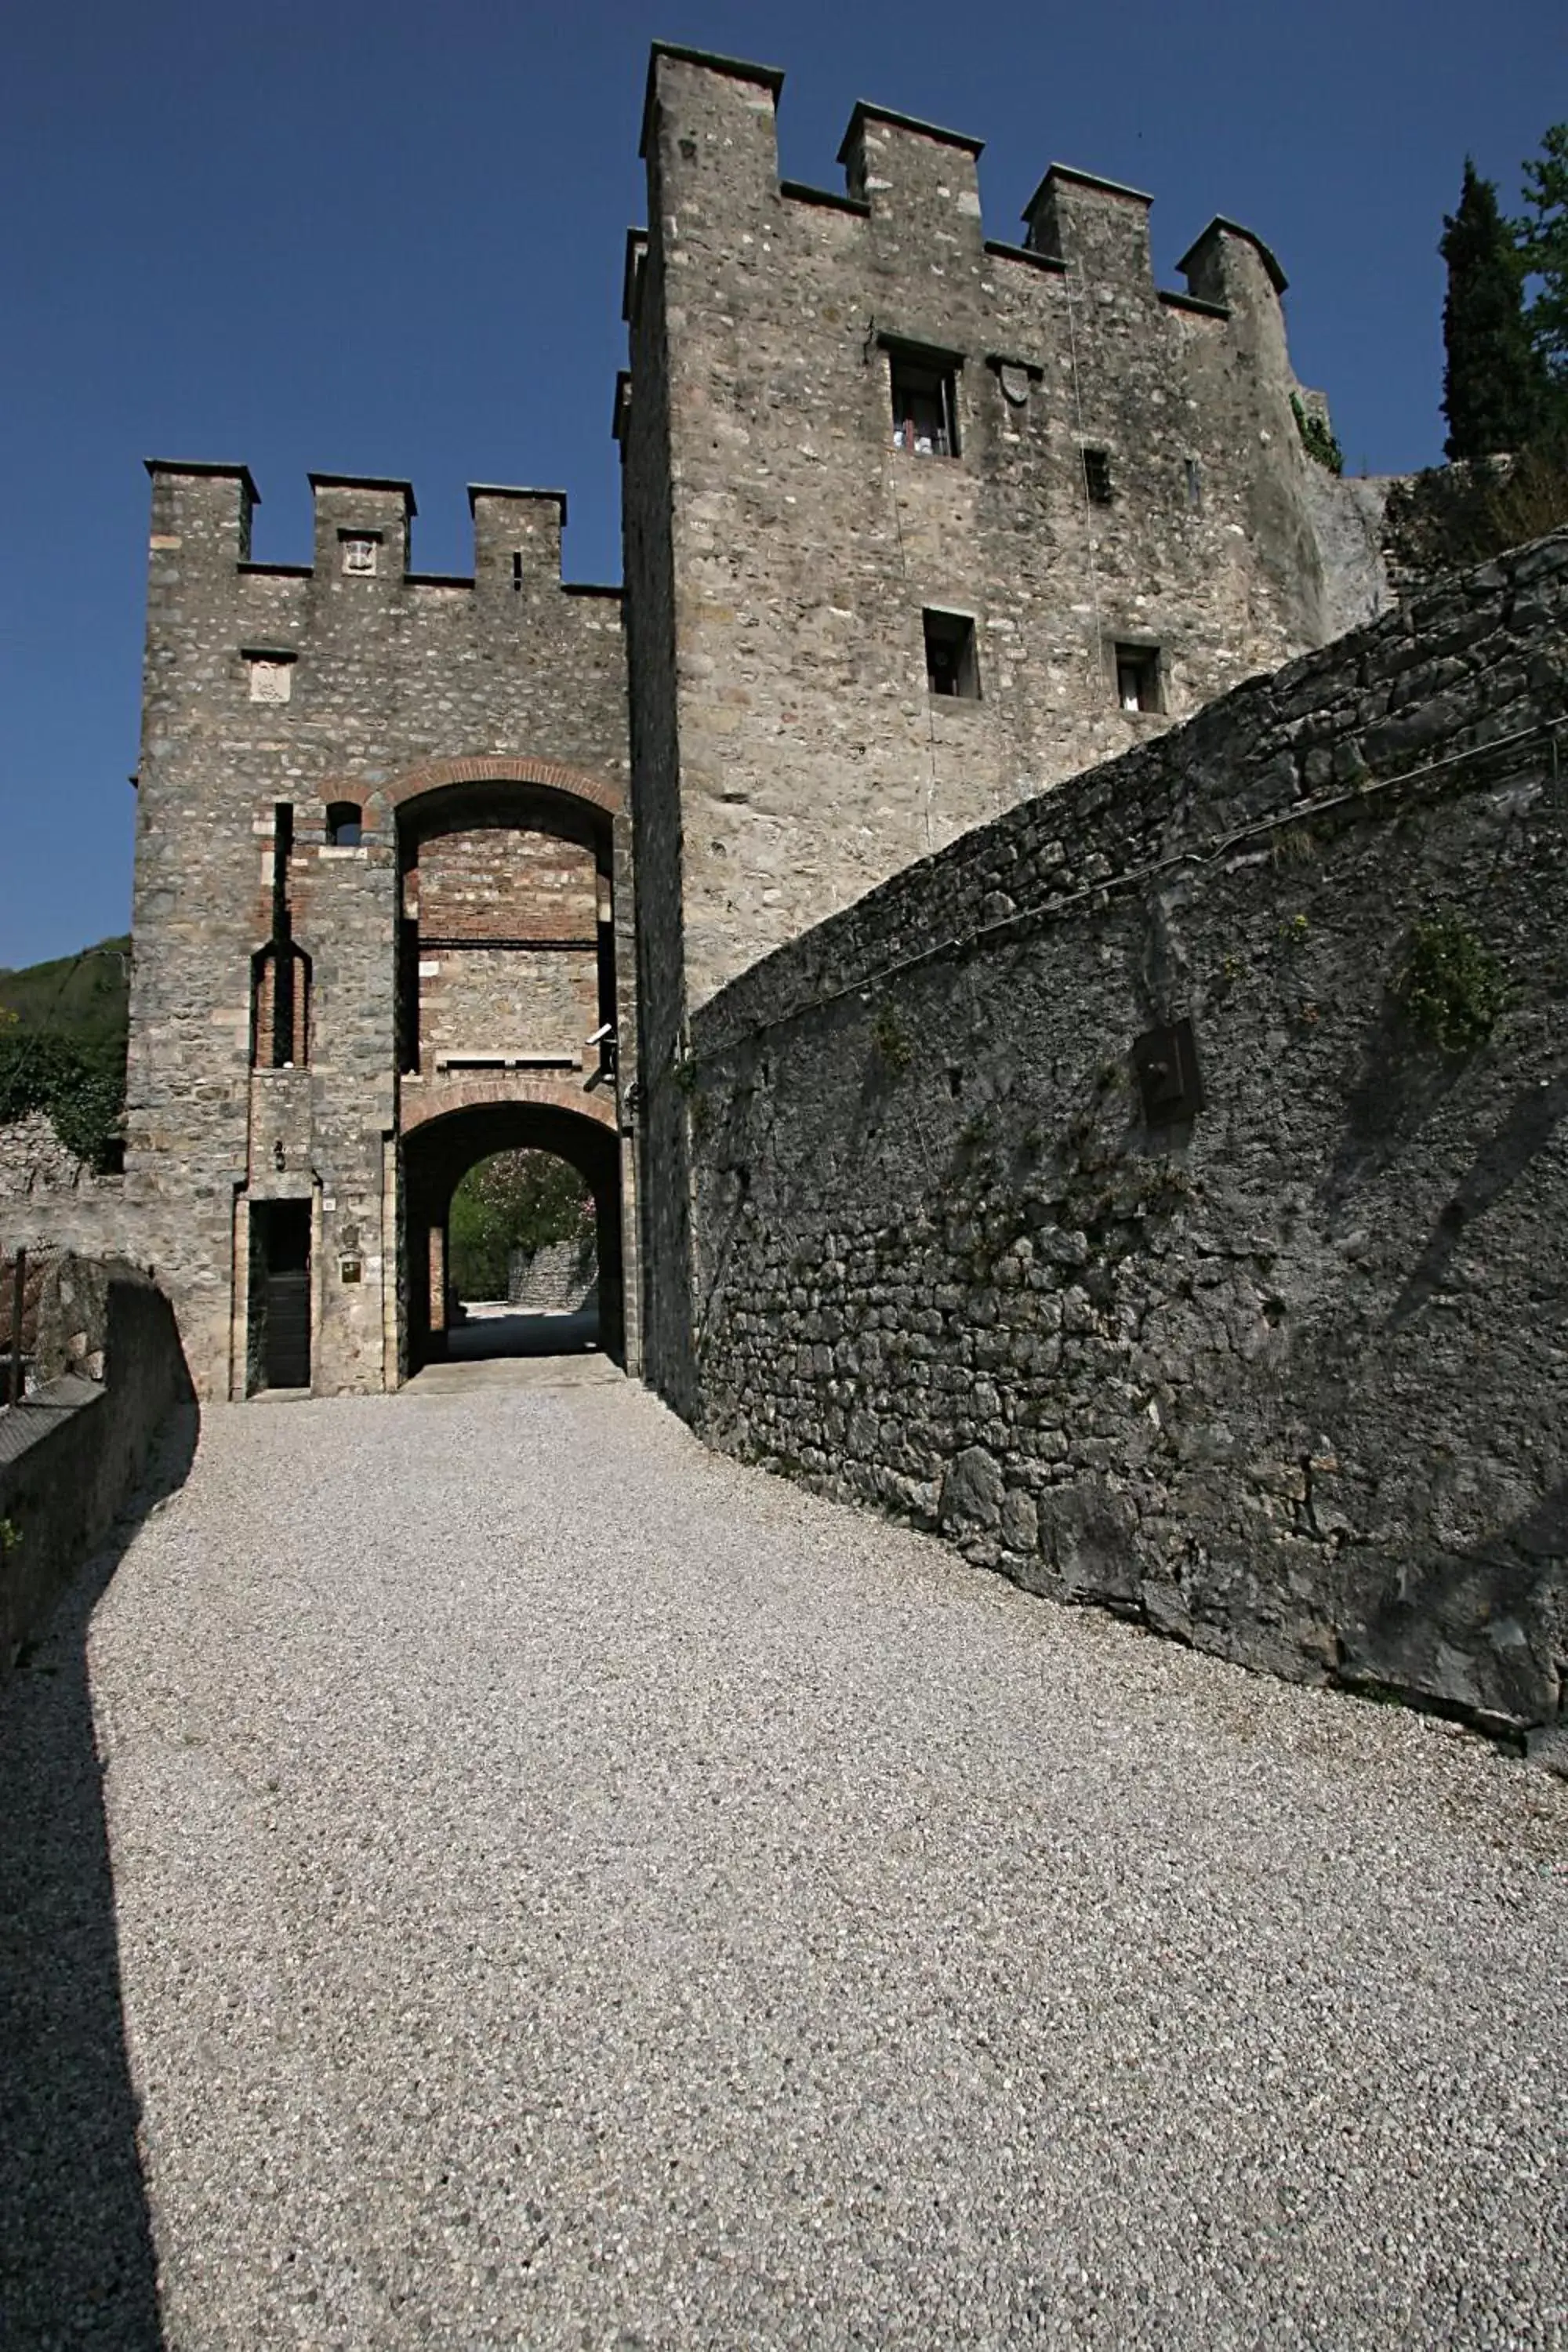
0 1032 125 1170
1396 912 1509 1054
1290 394 1344 475
870 1002 913 1073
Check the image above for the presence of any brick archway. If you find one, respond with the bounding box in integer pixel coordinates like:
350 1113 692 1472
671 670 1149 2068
400 1072 618 1137
364 753 624 829
401 1091 625 1375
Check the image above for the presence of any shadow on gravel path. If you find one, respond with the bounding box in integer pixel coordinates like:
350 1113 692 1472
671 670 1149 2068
445 1307 601 1360
0 1403 198 2351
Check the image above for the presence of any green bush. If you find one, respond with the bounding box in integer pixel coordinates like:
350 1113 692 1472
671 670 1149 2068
1397 913 1509 1054
1290 393 1345 475
448 1150 594 1301
0 1031 125 1170
871 1002 913 1073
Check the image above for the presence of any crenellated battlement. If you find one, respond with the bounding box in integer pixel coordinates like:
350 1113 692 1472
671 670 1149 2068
622 38 1364 1025
143 462 618 598
637 40 1289 322
1022 163 1153 286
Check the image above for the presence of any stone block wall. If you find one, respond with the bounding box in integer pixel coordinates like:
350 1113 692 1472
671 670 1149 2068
673 534 1568 1762
0 1117 136 1270
507 1236 599 1313
0 1261 193 1671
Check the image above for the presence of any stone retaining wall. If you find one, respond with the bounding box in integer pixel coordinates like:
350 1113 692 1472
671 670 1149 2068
671 533 1568 1766
0 1114 134 1268
1 1261 193 1671
506 1237 599 1314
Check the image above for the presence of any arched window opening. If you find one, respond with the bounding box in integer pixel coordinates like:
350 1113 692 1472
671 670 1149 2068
325 800 363 846
251 941 312 1068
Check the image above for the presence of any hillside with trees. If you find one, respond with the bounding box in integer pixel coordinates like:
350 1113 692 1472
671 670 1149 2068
0 936 129 1168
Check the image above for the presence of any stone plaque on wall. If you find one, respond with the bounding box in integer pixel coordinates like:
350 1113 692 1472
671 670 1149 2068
247 657 293 705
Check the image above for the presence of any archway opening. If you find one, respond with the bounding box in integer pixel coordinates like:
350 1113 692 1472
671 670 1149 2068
394 779 616 1091
447 1147 599 1359
402 1098 622 1377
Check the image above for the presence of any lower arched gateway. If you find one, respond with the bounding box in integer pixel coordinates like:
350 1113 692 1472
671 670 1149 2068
402 1100 624 1374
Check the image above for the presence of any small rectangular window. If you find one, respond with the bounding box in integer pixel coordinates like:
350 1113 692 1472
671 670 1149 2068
1184 457 1203 512
1083 447 1113 505
891 354 959 458
1116 644 1162 713
512 552 524 592
924 609 980 701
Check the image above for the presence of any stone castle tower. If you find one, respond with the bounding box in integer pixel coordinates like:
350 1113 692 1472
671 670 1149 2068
47 42 1384 1400
619 45 1382 1394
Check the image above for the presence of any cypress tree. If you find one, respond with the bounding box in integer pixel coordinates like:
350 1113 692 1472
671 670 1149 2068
1519 123 1568 432
1440 158 1542 459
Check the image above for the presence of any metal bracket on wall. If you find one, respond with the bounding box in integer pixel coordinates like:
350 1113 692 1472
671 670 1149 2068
1133 1017 1203 1126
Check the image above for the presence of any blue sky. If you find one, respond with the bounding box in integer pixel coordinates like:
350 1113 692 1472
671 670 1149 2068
3 0 1563 967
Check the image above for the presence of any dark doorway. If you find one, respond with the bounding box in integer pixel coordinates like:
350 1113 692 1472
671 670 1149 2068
251 1200 312 1390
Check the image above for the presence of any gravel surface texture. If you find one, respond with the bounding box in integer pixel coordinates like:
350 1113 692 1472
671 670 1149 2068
7 1373 1568 2350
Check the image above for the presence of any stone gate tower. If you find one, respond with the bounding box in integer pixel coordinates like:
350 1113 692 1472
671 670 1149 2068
5 42 1387 1402
126 466 633 1399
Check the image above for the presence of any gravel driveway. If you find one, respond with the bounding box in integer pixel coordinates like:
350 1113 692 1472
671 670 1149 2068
7 1369 1567 2349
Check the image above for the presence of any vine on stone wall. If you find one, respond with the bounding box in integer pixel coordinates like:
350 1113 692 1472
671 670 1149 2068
870 1003 914 1073
1396 911 1509 1054
1290 392 1345 475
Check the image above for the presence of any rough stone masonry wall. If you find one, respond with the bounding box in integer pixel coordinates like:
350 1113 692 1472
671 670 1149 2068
680 534 1568 1765
506 1236 599 1313
0 1115 135 1269
1 1260 192 1672
621 193 700 1416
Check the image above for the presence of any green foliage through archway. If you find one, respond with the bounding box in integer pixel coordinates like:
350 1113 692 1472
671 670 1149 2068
448 1149 593 1301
